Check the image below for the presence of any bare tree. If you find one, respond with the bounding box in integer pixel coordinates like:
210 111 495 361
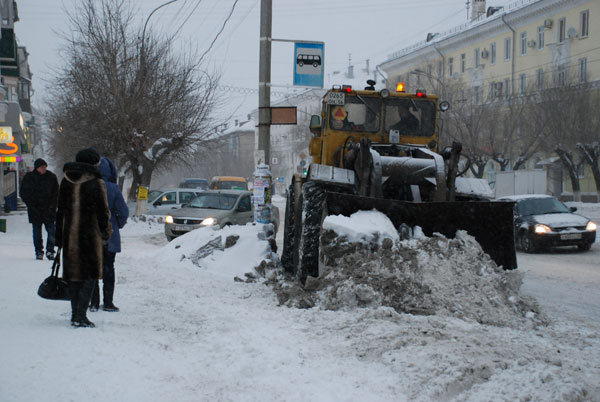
534 82 600 201
444 81 494 178
45 0 222 201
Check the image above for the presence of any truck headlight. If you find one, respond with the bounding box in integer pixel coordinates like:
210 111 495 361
201 217 217 226
534 224 551 234
165 215 173 224
587 221 597 231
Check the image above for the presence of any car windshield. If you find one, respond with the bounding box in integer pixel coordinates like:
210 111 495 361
180 181 208 189
212 181 247 190
189 193 239 210
517 197 570 216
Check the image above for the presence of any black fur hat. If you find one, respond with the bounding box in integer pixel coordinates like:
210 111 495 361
75 148 100 166
34 158 47 169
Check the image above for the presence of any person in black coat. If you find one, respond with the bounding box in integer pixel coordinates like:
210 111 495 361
20 158 59 260
55 148 112 328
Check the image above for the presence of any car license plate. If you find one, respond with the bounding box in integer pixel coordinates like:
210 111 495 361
560 233 582 240
327 92 345 105
175 225 193 231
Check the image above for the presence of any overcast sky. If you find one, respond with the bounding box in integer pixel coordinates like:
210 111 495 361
16 0 514 119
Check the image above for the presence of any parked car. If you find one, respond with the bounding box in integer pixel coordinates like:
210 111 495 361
164 190 279 241
498 194 597 252
145 188 203 215
179 178 209 190
209 176 248 190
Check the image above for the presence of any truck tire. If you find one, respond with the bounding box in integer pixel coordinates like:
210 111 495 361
296 181 326 283
281 181 298 274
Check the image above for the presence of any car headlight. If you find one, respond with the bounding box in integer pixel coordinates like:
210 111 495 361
165 215 173 224
534 224 552 234
201 217 217 226
587 221 597 231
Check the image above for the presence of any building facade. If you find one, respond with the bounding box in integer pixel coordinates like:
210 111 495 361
379 0 599 199
1 0 37 211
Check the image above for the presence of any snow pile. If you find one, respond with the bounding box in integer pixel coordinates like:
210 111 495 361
122 214 165 236
273 211 547 329
151 222 279 279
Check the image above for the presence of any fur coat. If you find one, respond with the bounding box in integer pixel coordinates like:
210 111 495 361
55 162 112 281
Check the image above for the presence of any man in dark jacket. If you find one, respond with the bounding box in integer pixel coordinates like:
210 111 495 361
20 158 59 260
90 157 129 312
55 148 112 328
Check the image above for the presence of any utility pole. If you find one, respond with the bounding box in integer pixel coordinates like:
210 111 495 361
258 0 272 166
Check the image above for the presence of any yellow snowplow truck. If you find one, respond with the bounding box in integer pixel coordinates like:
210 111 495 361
282 80 517 283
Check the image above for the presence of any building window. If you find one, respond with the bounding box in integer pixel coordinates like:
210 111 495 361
504 78 511 97
519 74 526 94
558 69 567 87
579 58 587 83
504 37 511 60
437 60 443 78
537 68 544 90
537 26 544 49
490 42 496 64
473 86 482 104
448 57 454 77
491 81 503 99
474 48 480 67
520 32 527 55
580 10 589 38
558 18 566 42
460 53 466 73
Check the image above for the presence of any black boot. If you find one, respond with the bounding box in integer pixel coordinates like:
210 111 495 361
74 280 95 328
102 283 119 312
89 281 100 312
69 282 80 324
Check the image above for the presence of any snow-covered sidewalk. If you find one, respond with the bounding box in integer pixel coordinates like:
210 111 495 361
1 211 599 402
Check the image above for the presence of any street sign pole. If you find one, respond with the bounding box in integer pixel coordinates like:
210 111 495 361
258 0 272 166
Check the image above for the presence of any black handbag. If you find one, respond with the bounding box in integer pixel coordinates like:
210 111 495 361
37 249 70 301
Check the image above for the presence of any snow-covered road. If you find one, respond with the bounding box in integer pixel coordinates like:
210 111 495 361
519 245 600 327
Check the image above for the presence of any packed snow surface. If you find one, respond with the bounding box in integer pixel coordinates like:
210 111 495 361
1 208 600 401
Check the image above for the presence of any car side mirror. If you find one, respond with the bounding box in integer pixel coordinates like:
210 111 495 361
153 200 162 206
309 115 322 136
181 203 188 208
569 206 577 212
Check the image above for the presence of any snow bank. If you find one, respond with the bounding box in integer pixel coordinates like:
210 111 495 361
322 209 399 244
147 222 277 279
273 210 547 329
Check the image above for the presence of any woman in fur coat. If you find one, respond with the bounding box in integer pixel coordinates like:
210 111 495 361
55 148 112 328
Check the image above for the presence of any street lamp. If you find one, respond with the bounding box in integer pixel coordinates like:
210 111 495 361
142 0 180 45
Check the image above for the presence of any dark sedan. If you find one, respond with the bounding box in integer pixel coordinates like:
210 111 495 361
498 195 597 253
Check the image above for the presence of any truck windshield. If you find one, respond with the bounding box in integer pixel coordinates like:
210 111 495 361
328 96 381 132
384 98 436 137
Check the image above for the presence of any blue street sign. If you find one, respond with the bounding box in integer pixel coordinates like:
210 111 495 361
293 42 324 88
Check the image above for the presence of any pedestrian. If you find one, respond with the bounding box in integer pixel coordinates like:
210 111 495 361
90 157 129 312
20 158 59 260
55 148 112 328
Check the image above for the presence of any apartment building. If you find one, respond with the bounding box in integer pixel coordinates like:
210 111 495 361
379 0 598 199
380 0 598 101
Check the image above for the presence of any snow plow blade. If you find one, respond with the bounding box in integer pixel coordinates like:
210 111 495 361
325 192 517 270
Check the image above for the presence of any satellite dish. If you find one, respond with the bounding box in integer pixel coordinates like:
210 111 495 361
567 27 577 39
